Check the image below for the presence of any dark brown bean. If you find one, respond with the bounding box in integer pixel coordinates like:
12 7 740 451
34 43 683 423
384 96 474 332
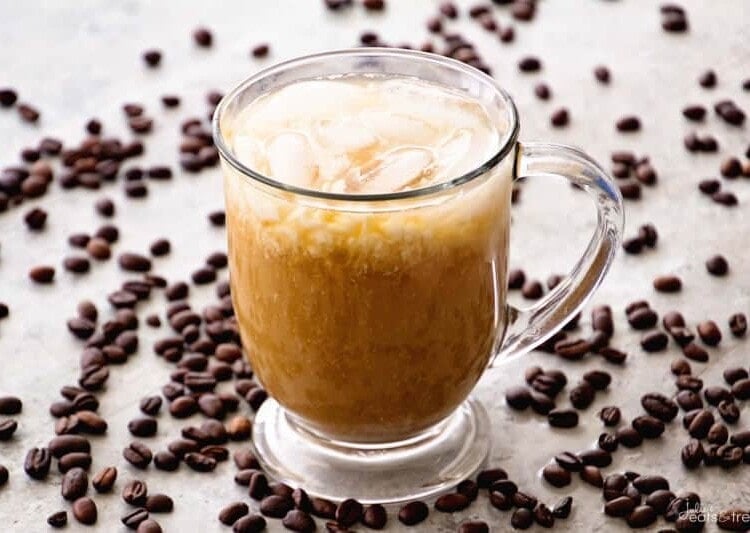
641 331 669 352
123 441 153 469
599 406 621 426
641 393 678 422
72 497 97 525
632 415 665 438
398 501 429 525
697 320 722 346
543 463 572 487
729 314 747 337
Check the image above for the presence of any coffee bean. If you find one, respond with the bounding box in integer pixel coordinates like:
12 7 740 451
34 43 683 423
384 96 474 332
0 87 18 107
677 374 703 392
732 378 750 400
17 102 40 122
598 347 627 364
598 432 619 453
633 415 665 438
729 314 747 337
599 406 621 426
60 467 88 501
233 514 267 533
730 430 750 448
137 396 161 417
579 448 612 467
123 441 153 469
708 422 729 445
511 507 534 529
682 342 709 362
616 115 641 132
398 501 428 525
705 386 733 407
641 331 669 352
219 502 249 525
144 494 173 513
29 265 55 283
128 417 157 438
434 492 470 513
717 508 750 531
718 400 740 424
534 82 551 100
458 520 489 533
555 338 591 360
628 307 658 330
641 393 678 422
550 108 569 127
356 503 387 529
521 280 543 299
567 382 594 410
654 274 682 292
605 496 636 517
47 511 68 528
683 104 706 121
680 439 705 469
548 408 579 428
550 496 572 519
89 466 117 493
518 56 541 72
580 465 603 488
119 253 152 273
713 191 738 206
123 507 150 529
504 385 531 410
542 463 572 487
49 435 90 458
122 479 148 506
184 452 217 472
150 450 178 472
632 475 669 495
688 409 715 439
193 27 213 47
476 468 507 489
697 320 721 346
0 396 21 415
58 452 92 473
603 473 628 500
169 395 198 418
627 505 657 528
676 390 703 411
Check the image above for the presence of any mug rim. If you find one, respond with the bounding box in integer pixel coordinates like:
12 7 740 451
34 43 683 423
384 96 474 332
212 47 520 202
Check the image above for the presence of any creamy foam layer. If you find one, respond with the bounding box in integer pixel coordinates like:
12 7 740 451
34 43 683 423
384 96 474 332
226 75 502 194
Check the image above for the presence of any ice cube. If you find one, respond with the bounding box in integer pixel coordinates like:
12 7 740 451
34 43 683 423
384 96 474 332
359 110 437 146
356 147 435 193
266 132 318 187
312 118 378 154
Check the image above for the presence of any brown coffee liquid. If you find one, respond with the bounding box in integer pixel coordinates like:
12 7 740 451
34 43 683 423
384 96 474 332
223 75 511 442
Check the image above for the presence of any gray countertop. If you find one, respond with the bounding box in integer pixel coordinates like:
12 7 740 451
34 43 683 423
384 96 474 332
1 0 749 531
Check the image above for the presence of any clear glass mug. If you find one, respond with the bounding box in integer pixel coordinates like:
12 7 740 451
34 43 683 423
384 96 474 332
213 49 623 503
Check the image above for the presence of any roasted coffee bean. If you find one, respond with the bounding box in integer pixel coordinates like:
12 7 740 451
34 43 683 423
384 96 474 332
628 307 658 330
732 379 750 400
398 501 428 525
717 508 750 531
552 496 572 519
633 475 669 494
458 520 489 533
569 382 595 409
511 507 534 529
548 408 579 428
580 465 604 487
0 419 17 440
616 115 641 132
708 422 729 445
641 331 669 352
72 497 97 525
729 313 747 337
61 467 88 500
119 253 152 272
47 510 68 528
169 395 198 418
579 448 612 467
632 415 665 439
24 207 47 230
92 466 117 492
193 27 213 47
17 102 40 122
58 452 92 473
706 254 729 276
583 370 611 390
676 390 703 411
138 518 163 532
681 439 705 469
522 280 543 299
677 374 703 392
220 502 249 525
705 386 733 406
616 426 643 448
602 473 629 500
682 342 709 362
599 406 621 426
123 479 148 505
641 393 679 422
433 492 469 513
489 490 512 511
605 496 637 517
508 269 526 290
550 108 569 127
718 400 741 424
555 451 583 472
598 432 619 453
543 463 572 487
718 444 743 468
653 275 682 293
184 452 217 472
283 510 315 532
49 435 90 458
554 338 591 359
456 479 478 501
123 441 153 469
626 505 657 528
357 503 387 529
233 514 267 533
713 191 738 206
730 430 750 448
248 471 268 500
129 417 158 438
477 467 507 488
145 494 173 513
697 320 722 346
139 396 162 416
122 507 150 529
518 56 541 72
683 104 706 121
29 265 55 283
153 450 179 471
490 479 518 497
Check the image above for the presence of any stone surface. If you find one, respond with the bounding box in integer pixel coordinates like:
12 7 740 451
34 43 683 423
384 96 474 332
0 0 749 531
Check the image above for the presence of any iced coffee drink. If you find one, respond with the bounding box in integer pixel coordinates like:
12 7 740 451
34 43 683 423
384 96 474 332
222 75 512 442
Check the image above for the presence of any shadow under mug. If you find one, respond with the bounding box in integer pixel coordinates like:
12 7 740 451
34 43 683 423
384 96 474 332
213 48 624 503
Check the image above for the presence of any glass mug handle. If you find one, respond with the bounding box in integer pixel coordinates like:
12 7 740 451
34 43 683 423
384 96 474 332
491 141 624 365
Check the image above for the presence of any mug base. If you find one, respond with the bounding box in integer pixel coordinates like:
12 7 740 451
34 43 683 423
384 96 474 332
252 397 491 504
